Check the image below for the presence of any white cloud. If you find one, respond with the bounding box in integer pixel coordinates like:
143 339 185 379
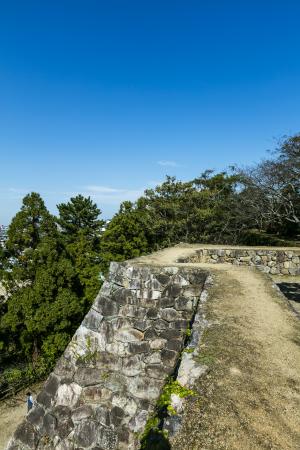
85 185 129 194
157 160 182 168
83 185 144 204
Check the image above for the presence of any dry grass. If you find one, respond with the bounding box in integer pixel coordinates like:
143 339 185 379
171 266 300 449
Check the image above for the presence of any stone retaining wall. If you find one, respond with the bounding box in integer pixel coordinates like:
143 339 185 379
7 262 208 450
181 248 300 275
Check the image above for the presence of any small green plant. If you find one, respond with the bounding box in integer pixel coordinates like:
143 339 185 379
140 415 170 450
75 336 98 365
185 326 192 338
157 378 195 413
101 371 110 380
182 347 194 354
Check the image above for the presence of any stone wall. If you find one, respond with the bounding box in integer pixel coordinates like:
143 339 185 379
181 248 300 275
7 262 208 450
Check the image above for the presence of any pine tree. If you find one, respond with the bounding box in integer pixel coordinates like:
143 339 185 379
57 195 105 305
0 193 84 370
57 194 104 243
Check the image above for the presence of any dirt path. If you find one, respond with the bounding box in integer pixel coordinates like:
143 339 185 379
0 398 26 449
139 246 300 449
0 383 43 450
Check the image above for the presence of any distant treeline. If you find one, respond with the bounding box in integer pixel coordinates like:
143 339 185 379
0 133 299 394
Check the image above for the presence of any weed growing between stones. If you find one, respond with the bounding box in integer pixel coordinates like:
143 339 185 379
157 378 196 415
139 378 196 449
73 336 99 366
140 416 170 450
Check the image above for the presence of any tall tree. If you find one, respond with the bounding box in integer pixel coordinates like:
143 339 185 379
2 193 57 288
57 195 105 305
239 134 300 237
0 193 83 368
57 195 104 243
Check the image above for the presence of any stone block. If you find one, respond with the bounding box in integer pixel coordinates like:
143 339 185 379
162 284 182 298
159 329 182 340
172 274 189 286
81 386 112 403
36 390 52 409
27 404 45 429
128 410 148 433
175 296 194 311
144 278 163 291
132 319 152 332
112 395 138 417
160 308 179 322
55 383 82 408
160 296 175 308
127 377 161 400
44 373 60 397
112 288 135 306
82 308 103 332
144 327 158 340
106 341 128 357
54 354 76 380
144 352 162 365
166 339 183 352
94 297 120 317
156 273 171 286
95 405 111 426
42 412 57 436
161 349 178 367
115 327 144 343
14 422 39 448
170 319 189 330
74 368 104 387
128 341 150 355
73 420 97 447
150 338 167 350
52 405 73 439
72 405 94 422
146 307 159 319
110 406 125 427
122 355 145 376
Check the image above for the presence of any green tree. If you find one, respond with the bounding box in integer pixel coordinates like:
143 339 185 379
100 201 151 269
57 195 105 305
0 193 84 371
1 236 83 366
1 193 57 290
57 194 104 243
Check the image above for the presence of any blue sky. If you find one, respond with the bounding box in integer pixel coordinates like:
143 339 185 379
1 1 300 224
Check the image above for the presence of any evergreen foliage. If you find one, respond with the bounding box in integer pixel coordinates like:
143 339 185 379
0 193 104 390
57 195 105 306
